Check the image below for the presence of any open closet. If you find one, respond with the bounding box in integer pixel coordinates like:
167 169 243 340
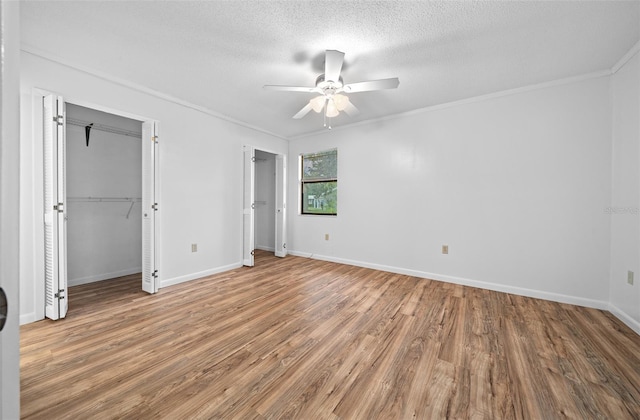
65 104 143 287
41 94 158 321
242 146 287 267
254 150 277 254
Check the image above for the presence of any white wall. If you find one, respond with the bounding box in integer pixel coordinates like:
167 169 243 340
255 149 276 251
66 104 142 286
19 51 288 323
18 44 639 334
288 76 613 308
610 51 640 331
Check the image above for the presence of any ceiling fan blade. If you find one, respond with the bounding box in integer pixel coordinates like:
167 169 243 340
342 100 360 117
324 50 345 83
342 77 400 93
263 85 320 93
293 103 313 119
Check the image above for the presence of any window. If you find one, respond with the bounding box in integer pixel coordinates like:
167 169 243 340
301 149 337 215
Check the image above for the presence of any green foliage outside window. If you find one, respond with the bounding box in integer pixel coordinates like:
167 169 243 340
301 149 337 215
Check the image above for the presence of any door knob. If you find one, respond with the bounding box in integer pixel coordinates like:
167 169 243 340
0 287 7 332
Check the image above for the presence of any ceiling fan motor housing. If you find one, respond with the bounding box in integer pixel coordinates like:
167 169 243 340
316 74 344 92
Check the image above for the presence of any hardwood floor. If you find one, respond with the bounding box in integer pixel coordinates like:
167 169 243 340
21 251 640 419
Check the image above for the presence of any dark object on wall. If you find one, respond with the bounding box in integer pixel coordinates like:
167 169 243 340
85 123 93 147
0 287 7 332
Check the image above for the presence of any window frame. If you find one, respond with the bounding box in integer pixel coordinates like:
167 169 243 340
300 149 338 216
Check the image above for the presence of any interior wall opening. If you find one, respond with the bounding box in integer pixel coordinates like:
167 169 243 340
254 149 277 257
65 103 143 293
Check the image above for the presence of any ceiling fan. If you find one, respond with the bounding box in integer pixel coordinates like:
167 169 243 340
264 50 399 126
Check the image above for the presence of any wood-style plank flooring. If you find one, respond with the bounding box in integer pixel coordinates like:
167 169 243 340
21 251 640 419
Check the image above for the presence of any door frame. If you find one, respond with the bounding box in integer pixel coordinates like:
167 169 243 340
243 145 287 265
0 0 21 415
242 145 255 266
33 89 161 320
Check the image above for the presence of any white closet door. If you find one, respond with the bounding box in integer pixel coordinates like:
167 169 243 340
275 154 287 257
243 146 255 266
43 95 67 320
57 99 68 318
142 121 158 293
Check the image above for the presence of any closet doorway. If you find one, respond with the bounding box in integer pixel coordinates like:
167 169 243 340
42 94 159 320
243 146 287 267
254 150 277 254
66 104 143 288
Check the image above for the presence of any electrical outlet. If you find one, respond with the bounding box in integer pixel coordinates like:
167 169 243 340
628 270 634 286
191 244 197 252
442 245 448 254
325 233 329 241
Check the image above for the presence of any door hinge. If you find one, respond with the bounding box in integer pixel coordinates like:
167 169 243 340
152 203 158 211
152 270 158 278
54 203 64 213
54 115 64 126
152 135 158 143
54 289 65 300
283 243 286 249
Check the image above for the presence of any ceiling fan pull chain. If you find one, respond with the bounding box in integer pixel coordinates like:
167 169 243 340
323 105 327 128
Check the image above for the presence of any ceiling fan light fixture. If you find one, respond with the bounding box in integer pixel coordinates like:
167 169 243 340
326 100 339 118
310 96 326 113
332 93 350 111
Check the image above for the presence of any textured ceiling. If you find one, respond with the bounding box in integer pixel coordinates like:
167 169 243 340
20 1 640 138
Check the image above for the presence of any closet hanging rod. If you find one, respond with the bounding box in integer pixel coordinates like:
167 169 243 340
67 196 142 202
66 117 142 139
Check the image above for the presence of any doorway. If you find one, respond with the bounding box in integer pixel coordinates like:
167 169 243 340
65 104 142 287
243 146 287 267
254 150 276 254
42 94 159 320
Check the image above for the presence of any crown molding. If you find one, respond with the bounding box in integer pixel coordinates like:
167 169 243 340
291 41 640 141
20 45 288 141
23 39 635 142
611 39 640 74
290 69 611 140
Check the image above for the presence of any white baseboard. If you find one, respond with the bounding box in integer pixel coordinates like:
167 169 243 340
287 250 610 311
289 251 313 258
256 245 275 252
68 267 142 287
20 312 38 326
608 304 640 335
160 262 243 289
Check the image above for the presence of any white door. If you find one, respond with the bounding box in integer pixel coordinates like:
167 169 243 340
275 154 287 257
142 121 158 293
243 146 255 266
43 94 68 320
